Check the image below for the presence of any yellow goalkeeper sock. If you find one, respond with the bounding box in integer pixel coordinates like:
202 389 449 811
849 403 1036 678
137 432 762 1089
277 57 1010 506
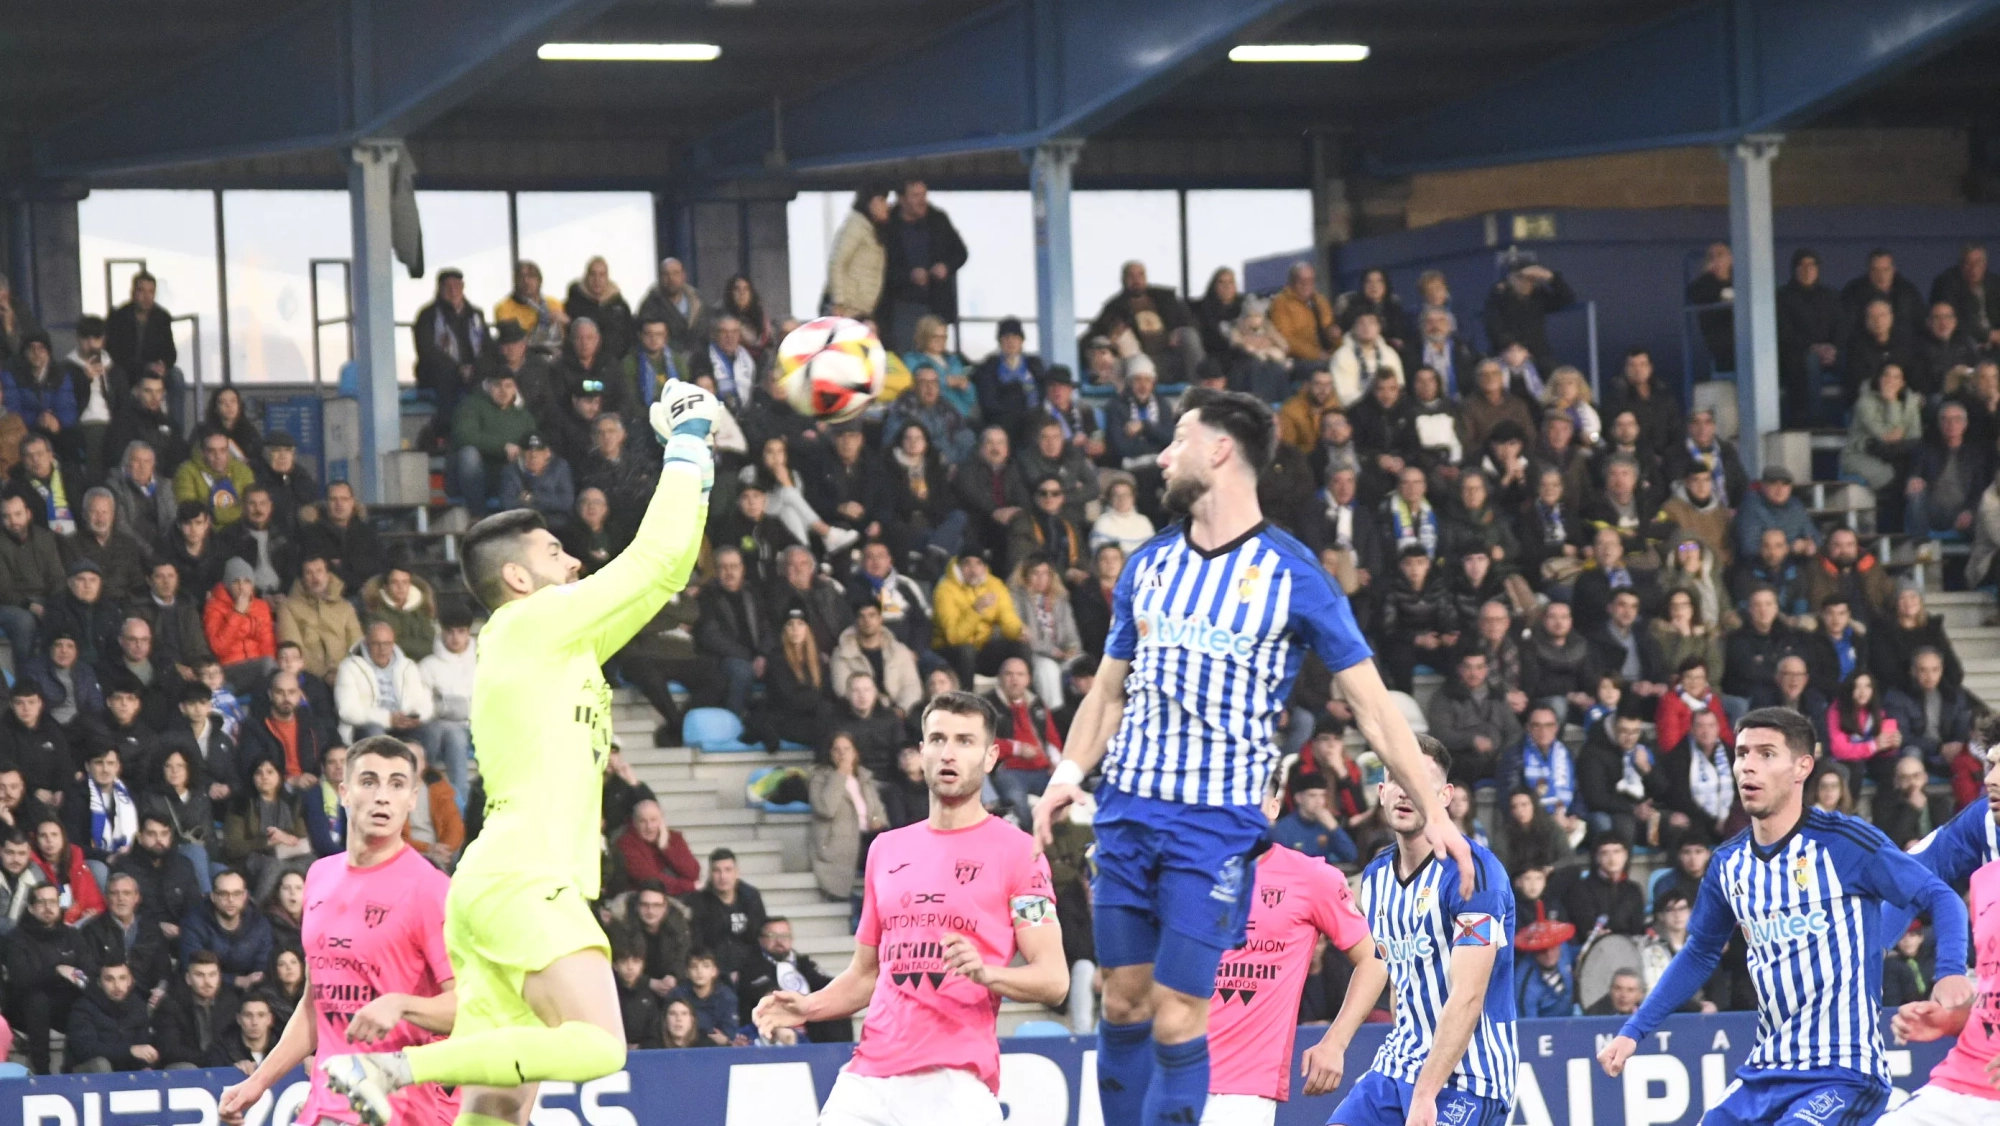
406 1021 625 1088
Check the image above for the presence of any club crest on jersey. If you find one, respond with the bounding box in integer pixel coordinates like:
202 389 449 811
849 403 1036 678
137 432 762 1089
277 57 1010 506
364 902 391 928
954 860 983 885
1237 565 1263 601
1793 1090 1846 1126
1437 1095 1478 1126
1793 854 1811 890
1260 885 1286 908
1414 887 1434 916
1209 855 1246 903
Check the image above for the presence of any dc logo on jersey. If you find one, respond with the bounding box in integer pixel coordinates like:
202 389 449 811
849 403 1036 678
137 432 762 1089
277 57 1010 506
1260 885 1286 908
1209 855 1245 903
1793 1090 1846 1126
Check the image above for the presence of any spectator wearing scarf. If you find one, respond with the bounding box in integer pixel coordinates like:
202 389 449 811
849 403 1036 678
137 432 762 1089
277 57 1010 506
1383 467 1439 557
494 261 566 359
1653 657 1734 754
69 747 138 869
1504 710 1578 818
699 317 759 409
412 269 487 425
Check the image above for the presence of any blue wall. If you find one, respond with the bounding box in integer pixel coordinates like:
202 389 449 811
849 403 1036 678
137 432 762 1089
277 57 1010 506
1332 205 2000 393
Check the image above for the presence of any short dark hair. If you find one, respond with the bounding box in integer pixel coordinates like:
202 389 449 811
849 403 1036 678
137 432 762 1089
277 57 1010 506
187 950 222 969
1676 655 1709 675
462 509 549 610
686 949 719 967
761 915 791 933
176 500 210 525
1736 706 1816 758
707 848 737 866
348 735 420 774
9 679 40 700
1177 387 1275 474
1819 593 1851 611
440 604 477 630
139 812 176 834
633 880 669 901
920 690 1000 743
1417 733 1452 776
1655 888 1692 911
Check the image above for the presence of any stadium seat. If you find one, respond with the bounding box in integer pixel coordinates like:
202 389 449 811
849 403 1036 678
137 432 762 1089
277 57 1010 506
1009 1020 1072 1038
1646 867 1675 911
682 708 758 752
747 767 812 814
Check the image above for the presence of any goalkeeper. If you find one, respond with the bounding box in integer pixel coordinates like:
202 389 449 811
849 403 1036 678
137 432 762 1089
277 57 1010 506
322 382 720 1126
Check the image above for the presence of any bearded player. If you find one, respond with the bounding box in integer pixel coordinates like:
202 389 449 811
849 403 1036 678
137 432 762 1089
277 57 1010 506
1202 773 1385 1126
322 382 718 1126
754 692 1068 1125
1034 387 1473 1126
219 737 456 1126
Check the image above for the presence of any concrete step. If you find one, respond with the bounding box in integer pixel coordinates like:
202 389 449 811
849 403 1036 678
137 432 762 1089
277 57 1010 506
649 780 725 814
695 838 785 875
796 933 858 961
782 901 855 941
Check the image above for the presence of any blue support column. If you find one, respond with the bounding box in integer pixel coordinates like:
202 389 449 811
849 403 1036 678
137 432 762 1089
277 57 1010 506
1728 133 1782 473
1032 140 1082 375
347 141 402 504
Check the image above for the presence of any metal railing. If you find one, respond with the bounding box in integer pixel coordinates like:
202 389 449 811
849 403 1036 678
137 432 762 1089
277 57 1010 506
308 257 414 390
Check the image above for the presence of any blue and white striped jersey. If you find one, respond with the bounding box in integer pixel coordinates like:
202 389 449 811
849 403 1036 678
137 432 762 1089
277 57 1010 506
1103 522 1373 807
1355 841 1517 1104
1883 798 1997 942
1622 809 1969 1084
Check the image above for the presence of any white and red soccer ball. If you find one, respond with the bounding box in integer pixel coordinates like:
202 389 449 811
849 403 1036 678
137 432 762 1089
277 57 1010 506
775 316 887 423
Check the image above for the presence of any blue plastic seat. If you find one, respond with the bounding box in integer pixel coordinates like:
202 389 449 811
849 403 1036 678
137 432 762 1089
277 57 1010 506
1646 866 1676 911
683 707 757 752
746 766 812 814
1009 1020 1072 1038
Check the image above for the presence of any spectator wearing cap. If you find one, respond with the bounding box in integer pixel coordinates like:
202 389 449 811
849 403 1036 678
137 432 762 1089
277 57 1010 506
1086 261 1205 385
970 317 1045 440
1030 366 1104 461
696 546 775 717
1008 474 1088 584
1103 363 1173 513
62 488 148 602
203 558 277 694
42 557 121 668
1659 459 1733 567
708 482 798 588
1514 909 1580 1018
547 376 609 469
933 548 1029 689
2 332 80 462
831 593 921 714
497 432 575 521
173 430 257 531
1882 921 1934 1009
360 559 437 667
452 353 539 512
0 489 65 659
1271 775 1358 863
23 629 108 733
413 268 487 429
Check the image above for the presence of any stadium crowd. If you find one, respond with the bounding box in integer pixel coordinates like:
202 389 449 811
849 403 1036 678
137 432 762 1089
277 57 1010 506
0 180 1995 1069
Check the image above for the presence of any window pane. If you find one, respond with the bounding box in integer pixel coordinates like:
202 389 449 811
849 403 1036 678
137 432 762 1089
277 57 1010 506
1073 190 1182 315
515 192 655 325
222 190 353 385
76 190 224 390
1185 190 1314 296
926 190 1034 357
394 191 511 387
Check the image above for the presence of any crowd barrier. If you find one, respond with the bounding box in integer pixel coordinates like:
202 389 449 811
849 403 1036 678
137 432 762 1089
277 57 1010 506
1 1014 1955 1126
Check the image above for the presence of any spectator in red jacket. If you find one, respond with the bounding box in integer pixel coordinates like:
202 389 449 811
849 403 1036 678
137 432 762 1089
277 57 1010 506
30 818 105 924
616 799 699 896
202 558 276 695
1653 656 1734 757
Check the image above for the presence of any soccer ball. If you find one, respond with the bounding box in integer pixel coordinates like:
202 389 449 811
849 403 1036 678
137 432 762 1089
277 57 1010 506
775 316 887 423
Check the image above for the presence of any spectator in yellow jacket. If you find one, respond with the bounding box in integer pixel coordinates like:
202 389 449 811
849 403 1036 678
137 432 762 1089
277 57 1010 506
172 431 258 529
1268 261 1339 372
930 549 1030 690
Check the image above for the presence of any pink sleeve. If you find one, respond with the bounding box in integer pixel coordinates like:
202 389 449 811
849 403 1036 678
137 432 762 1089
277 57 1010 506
855 849 882 946
1309 865 1370 951
1012 847 1055 904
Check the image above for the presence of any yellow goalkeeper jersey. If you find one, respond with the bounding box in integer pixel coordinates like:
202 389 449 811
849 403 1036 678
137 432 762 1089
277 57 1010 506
455 467 706 900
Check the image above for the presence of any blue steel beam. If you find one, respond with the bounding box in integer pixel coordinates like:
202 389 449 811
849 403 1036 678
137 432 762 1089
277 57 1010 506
694 0 1318 177
34 0 624 177
1371 0 2000 175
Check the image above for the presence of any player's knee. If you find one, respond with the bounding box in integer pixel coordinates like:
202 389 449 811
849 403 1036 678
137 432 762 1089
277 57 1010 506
1149 987 1210 1045
1100 964 1157 1025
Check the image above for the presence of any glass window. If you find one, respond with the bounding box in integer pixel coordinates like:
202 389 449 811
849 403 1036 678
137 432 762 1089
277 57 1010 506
76 190 224 389
1185 190 1314 297
925 190 1033 358
514 192 655 324
221 190 353 384
786 191 844 320
1073 190 1182 315
394 191 511 386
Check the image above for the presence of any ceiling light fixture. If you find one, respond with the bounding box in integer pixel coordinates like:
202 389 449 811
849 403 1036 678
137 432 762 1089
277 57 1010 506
1228 43 1369 63
537 42 722 62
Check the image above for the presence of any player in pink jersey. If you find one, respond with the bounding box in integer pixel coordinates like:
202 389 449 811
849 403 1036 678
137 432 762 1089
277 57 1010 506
1203 779 1385 1126
1884 853 2000 1125
220 737 457 1126
754 691 1070 1126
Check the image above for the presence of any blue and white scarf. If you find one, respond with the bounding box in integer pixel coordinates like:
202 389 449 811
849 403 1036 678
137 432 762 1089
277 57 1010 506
1390 495 1438 556
1520 737 1574 813
89 780 137 857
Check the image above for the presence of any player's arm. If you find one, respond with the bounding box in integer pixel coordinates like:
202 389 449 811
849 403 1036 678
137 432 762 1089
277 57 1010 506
1600 865 1733 1076
219 971 320 1124
1302 935 1389 1095
1032 655 1128 848
1880 800 1988 943
754 941 880 1035
941 917 1069 1006
1336 656 1474 893
348 979 458 1041
1860 834 1974 1007
1891 997 1972 1044
505 388 714 661
1408 939 1498 1115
